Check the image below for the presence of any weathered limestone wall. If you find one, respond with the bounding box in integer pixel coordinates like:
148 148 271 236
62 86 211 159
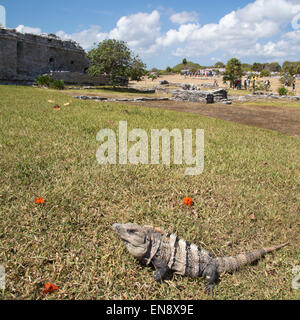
0 30 17 79
0 28 91 83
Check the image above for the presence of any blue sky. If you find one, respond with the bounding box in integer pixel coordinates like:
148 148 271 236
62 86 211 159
1 0 300 68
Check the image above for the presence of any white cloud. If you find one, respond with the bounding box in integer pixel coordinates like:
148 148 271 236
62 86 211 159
109 10 161 54
156 23 200 46
170 11 198 24
16 25 42 34
56 26 108 50
11 1 300 64
156 0 300 60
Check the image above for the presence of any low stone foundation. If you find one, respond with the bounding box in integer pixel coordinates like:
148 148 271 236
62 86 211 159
172 88 228 103
46 71 128 86
74 95 169 102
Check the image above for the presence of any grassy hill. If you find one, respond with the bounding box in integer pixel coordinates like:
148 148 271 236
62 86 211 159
172 61 203 73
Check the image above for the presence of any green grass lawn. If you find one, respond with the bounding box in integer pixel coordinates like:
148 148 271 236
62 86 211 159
241 99 300 108
227 89 253 96
0 85 299 300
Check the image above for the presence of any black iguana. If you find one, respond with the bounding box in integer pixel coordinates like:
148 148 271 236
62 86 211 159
113 223 289 297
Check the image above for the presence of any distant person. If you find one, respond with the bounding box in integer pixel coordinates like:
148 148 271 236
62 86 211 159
214 79 218 87
265 80 269 90
238 80 242 90
244 79 248 90
293 81 296 92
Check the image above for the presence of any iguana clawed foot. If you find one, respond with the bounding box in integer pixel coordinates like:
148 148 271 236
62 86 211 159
204 284 215 298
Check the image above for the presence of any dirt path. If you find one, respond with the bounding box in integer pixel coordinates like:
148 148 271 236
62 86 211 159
131 74 300 95
130 100 300 138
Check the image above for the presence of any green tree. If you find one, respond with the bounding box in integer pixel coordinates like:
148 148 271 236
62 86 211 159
214 61 225 68
282 61 300 76
252 62 265 72
242 63 252 72
223 58 242 87
129 56 147 81
182 58 187 65
264 62 281 72
87 39 146 86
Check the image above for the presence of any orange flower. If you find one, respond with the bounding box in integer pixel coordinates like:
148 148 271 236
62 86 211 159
35 197 45 204
184 197 194 207
43 282 59 294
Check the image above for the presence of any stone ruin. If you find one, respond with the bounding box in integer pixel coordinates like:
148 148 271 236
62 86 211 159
171 84 229 104
0 27 128 86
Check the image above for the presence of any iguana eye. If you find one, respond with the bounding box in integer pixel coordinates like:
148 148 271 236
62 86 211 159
128 229 136 234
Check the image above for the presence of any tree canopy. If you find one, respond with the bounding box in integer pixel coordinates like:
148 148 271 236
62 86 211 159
214 61 225 68
223 58 242 85
282 61 300 76
87 39 147 86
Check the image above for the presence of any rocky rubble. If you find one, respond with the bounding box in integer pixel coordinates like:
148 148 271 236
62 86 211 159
171 88 228 103
229 92 300 101
180 83 198 91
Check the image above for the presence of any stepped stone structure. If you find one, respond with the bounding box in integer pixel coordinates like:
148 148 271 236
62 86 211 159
0 27 122 86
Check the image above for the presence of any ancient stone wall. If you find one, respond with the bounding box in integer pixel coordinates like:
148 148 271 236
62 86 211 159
0 27 91 84
172 88 228 103
48 71 128 86
0 29 17 79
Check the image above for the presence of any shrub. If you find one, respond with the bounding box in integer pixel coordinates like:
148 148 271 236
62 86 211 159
50 80 65 90
278 87 288 96
147 73 159 81
260 69 271 77
37 75 53 87
36 76 65 90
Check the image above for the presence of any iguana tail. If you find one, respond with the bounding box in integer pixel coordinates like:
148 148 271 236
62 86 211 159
214 242 289 274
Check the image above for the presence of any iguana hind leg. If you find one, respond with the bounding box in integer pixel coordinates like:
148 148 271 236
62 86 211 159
203 265 219 298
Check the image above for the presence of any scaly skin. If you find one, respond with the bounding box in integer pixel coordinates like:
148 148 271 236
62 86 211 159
113 223 289 297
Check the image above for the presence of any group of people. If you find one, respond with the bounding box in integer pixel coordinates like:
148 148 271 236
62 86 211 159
234 78 271 91
181 73 297 92
183 70 217 78
285 80 296 92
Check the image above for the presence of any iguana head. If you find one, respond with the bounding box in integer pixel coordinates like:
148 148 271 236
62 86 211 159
113 223 149 259
113 223 165 263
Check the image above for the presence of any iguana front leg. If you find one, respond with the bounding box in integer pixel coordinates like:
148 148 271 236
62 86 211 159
152 258 170 282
